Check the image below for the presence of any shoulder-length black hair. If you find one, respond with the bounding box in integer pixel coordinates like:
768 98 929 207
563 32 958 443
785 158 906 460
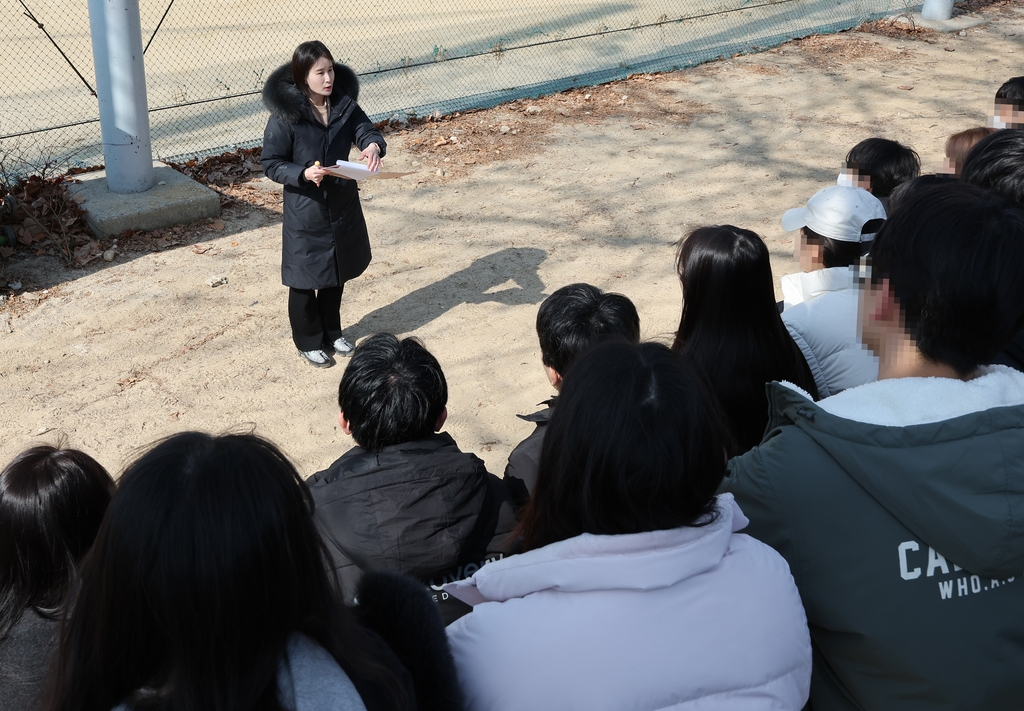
515 341 731 552
291 40 334 97
0 446 112 639
45 432 413 711
671 225 818 453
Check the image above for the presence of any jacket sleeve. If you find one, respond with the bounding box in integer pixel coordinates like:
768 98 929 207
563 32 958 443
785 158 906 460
350 104 387 158
261 115 306 187
719 447 801 571
783 317 831 399
503 421 547 506
502 440 539 510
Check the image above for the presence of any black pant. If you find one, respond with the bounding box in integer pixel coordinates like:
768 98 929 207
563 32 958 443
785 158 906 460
288 285 344 351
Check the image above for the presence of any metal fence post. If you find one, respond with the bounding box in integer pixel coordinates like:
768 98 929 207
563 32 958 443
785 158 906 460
87 0 155 193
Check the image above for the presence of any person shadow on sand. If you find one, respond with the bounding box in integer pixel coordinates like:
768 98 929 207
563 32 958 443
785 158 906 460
345 247 547 338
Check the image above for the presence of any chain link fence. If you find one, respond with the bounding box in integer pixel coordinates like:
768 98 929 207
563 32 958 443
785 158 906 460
1 0 912 178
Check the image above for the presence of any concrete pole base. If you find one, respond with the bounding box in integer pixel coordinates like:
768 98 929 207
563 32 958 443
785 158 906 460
892 12 988 32
67 162 221 238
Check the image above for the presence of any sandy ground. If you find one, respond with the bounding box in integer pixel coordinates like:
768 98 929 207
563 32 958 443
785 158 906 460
1 5 1022 479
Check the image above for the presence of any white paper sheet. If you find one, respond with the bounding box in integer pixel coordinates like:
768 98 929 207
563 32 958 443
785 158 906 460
322 160 416 181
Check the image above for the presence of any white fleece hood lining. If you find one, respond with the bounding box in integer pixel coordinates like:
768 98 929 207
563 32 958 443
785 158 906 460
781 365 1024 427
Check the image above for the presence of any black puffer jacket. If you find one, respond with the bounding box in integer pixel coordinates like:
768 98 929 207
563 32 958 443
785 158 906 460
502 399 555 508
308 433 518 603
261 62 385 289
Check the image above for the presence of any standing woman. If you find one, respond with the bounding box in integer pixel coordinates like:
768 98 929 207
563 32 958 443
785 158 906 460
262 41 386 368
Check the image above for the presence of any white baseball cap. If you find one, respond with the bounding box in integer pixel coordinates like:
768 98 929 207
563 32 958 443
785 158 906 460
781 186 886 243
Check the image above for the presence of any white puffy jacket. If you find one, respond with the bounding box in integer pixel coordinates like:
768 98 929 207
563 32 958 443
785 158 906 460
444 494 811 711
781 267 878 398
781 265 855 310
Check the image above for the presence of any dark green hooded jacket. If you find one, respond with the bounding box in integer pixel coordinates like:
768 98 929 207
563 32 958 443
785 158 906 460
721 379 1024 710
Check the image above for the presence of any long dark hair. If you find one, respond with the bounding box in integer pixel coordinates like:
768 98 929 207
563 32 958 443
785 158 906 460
291 40 333 98
671 225 818 453
515 341 731 551
0 445 112 639
45 432 413 711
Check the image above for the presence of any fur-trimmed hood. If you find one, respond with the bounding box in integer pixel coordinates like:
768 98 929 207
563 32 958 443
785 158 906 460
262 61 360 124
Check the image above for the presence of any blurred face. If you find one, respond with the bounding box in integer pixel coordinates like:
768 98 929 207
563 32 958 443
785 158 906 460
306 57 334 98
856 261 905 362
994 100 1023 128
794 229 824 272
857 278 884 357
839 166 872 192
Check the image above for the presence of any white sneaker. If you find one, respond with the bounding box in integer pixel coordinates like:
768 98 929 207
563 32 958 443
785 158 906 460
329 336 354 357
297 349 334 368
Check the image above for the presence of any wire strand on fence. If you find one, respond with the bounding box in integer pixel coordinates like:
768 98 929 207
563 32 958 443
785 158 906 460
143 0 177 55
17 0 96 97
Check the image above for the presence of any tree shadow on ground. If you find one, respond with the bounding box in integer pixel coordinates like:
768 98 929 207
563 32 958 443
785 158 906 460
346 246 547 338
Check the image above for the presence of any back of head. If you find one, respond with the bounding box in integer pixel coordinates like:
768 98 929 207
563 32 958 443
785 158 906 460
961 129 1024 205
673 226 817 450
536 283 640 376
339 333 448 452
845 137 921 197
887 173 960 216
48 432 410 711
0 446 111 638
944 127 998 176
868 182 1024 375
515 342 729 551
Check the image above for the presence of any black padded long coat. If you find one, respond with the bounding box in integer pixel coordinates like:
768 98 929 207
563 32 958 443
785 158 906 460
261 62 386 289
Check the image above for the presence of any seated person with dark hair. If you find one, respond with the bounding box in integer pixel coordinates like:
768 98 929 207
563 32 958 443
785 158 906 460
309 333 517 620
991 75 1024 129
722 182 1024 709
838 137 920 213
961 128 1024 371
503 283 640 505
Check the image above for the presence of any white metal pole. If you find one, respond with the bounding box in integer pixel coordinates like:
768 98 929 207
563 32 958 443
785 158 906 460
921 0 954 21
87 0 155 193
